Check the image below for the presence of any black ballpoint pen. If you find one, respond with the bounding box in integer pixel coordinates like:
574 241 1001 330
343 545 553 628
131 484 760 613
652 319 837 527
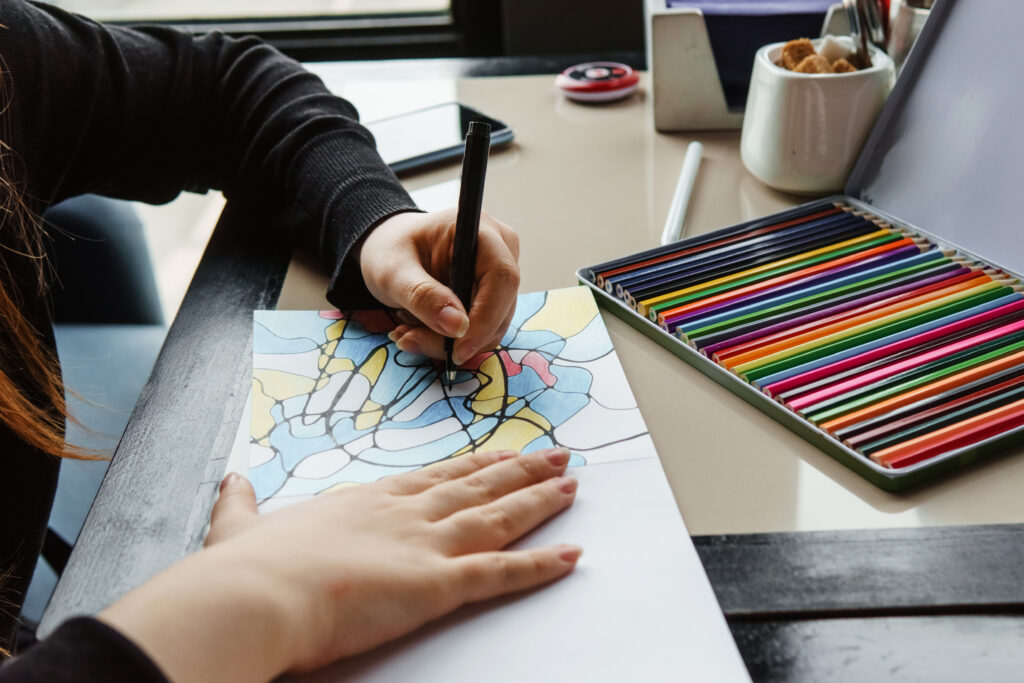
445 121 491 385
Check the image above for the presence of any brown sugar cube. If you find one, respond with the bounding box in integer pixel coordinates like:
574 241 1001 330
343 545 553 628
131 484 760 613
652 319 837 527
831 58 857 73
780 38 817 70
794 54 834 74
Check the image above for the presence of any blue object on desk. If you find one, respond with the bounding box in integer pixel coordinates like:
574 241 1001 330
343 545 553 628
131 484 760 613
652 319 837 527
666 0 835 109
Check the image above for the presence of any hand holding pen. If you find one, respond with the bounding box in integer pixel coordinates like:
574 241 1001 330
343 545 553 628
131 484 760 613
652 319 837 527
359 125 519 367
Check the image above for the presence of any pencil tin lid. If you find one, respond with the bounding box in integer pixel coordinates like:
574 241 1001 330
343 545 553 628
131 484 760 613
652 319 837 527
845 0 1024 276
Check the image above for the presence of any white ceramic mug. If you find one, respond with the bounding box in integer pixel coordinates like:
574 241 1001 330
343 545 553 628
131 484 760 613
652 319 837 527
740 39 895 194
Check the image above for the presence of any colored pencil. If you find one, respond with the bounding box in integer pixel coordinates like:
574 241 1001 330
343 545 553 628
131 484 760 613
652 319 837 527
590 204 842 285
872 398 1024 468
815 347 1024 431
793 331 1024 416
834 364 1024 443
685 263 972 349
785 320 1024 412
696 270 991 356
649 240 925 323
743 291 1021 386
662 249 950 331
727 282 1011 374
773 304 1024 403
858 383 1024 455
760 297 1024 396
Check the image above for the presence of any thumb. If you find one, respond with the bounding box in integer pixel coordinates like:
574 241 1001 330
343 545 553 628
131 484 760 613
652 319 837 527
205 472 259 546
391 264 469 339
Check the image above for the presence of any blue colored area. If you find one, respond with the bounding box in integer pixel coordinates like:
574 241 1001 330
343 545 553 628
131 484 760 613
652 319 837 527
250 454 288 500
548 364 593 394
507 366 547 397
360 429 471 466
334 334 390 366
254 312 331 348
253 322 320 354
530 389 588 427
270 424 338 471
506 292 547 338
509 329 562 352
468 417 498 439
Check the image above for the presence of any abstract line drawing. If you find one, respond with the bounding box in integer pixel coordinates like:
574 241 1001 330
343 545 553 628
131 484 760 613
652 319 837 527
250 287 654 510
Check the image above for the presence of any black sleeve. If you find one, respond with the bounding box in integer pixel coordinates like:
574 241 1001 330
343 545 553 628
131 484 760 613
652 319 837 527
0 617 169 682
0 0 418 306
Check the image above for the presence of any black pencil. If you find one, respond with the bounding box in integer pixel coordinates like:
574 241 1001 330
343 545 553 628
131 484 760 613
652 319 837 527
445 120 491 384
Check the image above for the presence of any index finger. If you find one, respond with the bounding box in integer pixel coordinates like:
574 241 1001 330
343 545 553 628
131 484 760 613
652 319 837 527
454 228 519 364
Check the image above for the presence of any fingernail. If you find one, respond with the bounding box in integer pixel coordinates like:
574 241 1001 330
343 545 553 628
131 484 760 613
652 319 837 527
397 337 421 355
387 331 398 342
555 476 577 494
220 472 240 492
438 305 469 338
495 450 519 460
543 447 570 466
556 544 583 563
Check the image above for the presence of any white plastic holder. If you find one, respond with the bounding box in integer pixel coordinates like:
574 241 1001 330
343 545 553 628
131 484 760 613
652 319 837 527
644 0 743 131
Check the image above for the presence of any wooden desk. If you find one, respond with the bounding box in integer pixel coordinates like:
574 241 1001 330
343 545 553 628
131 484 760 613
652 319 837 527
42 57 1024 679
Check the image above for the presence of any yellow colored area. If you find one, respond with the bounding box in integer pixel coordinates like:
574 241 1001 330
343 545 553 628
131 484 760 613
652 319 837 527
254 369 315 401
324 482 358 494
326 358 354 374
513 406 552 432
251 379 276 440
355 410 383 430
521 287 597 338
258 437 270 447
472 354 508 415
325 340 338 356
326 321 346 341
359 347 387 383
315 376 330 390
318 354 328 370
475 418 546 453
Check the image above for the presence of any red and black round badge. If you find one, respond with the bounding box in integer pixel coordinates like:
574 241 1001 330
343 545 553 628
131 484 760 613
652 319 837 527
555 62 640 102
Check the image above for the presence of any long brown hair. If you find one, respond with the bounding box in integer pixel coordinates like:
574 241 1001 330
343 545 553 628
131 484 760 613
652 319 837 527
0 56 87 461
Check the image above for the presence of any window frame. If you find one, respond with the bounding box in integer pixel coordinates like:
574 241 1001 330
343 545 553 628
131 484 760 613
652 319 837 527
97 0 503 61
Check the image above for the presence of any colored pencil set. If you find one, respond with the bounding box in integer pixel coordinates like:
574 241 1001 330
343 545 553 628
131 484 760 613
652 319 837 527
586 202 1024 472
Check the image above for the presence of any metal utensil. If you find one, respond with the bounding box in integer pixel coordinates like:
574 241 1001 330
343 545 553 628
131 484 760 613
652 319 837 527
843 0 874 69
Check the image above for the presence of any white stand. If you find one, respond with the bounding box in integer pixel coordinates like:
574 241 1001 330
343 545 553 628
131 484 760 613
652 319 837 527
644 0 743 131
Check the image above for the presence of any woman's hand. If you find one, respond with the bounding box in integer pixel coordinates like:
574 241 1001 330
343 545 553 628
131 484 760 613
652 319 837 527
100 448 579 683
358 209 520 365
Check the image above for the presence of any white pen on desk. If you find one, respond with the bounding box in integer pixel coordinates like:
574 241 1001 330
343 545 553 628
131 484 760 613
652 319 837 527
660 141 703 246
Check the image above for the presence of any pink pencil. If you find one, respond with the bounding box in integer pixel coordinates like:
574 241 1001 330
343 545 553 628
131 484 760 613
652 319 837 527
761 297 1024 397
785 318 1024 411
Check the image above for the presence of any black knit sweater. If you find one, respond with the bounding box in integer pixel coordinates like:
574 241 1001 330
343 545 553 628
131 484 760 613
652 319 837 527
0 0 416 678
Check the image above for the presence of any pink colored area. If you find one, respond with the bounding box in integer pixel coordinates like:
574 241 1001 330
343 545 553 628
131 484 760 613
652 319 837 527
522 351 557 387
459 350 556 387
319 310 345 319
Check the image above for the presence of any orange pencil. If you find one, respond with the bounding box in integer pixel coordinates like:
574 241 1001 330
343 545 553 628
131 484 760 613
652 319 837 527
872 397 1024 468
817 347 1024 432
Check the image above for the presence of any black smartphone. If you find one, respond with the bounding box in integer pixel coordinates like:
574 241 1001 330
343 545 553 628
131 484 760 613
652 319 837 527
365 102 514 174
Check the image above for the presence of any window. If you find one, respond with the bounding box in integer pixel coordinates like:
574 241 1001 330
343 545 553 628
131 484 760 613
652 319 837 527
48 0 501 61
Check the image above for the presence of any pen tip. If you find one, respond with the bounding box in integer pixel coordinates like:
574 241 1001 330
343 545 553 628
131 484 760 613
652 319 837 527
446 370 457 383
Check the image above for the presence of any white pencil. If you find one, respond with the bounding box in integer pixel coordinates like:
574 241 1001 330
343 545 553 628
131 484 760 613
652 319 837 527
660 141 703 245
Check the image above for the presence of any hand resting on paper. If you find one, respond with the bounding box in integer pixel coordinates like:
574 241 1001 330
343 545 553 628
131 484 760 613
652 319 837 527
358 208 520 365
99 448 579 683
